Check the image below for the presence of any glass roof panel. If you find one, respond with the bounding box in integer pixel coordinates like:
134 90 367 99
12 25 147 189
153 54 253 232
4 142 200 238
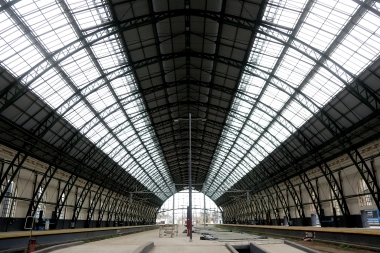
0 0 174 200
205 0 380 200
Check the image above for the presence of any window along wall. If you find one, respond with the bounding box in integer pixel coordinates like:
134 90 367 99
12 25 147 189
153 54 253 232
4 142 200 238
222 139 380 228
0 145 158 232
157 190 222 225
1 181 17 218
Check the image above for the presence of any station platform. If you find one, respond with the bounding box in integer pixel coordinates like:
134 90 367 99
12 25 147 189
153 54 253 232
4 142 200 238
1 224 379 252
50 225 313 253
0 224 317 253
51 226 230 253
219 224 380 250
0 225 156 252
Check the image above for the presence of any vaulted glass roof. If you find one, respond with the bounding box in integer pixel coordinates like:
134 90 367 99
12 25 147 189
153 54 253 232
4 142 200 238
0 0 174 200
204 0 380 199
1 0 379 206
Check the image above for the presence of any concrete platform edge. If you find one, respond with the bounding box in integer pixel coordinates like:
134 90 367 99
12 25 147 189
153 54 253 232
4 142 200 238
132 241 154 253
249 242 271 253
284 240 320 253
225 243 239 253
34 241 84 253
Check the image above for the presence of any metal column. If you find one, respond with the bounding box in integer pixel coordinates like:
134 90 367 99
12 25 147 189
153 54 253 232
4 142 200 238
189 112 192 242
203 191 206 228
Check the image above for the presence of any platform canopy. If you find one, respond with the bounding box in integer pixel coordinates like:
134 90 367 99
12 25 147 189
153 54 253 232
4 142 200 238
0 0 380 207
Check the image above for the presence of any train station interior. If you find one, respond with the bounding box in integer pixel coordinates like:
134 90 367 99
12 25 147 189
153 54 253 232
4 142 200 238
1 0 380 252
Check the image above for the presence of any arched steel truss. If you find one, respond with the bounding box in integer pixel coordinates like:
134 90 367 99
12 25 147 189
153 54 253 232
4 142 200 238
0 0 380 227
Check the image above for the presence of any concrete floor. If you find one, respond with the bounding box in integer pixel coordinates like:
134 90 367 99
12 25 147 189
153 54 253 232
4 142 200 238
257 243 306 253
51 225 312 253
52 226 230 253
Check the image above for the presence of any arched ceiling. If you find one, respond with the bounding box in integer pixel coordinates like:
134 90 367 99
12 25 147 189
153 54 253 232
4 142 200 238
0 0 380 207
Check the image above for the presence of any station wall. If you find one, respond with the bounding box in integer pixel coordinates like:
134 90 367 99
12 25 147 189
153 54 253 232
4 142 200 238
222 139 380 227
0 145 157 232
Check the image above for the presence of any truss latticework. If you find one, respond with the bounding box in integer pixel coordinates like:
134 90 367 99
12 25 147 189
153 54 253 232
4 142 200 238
0 0 380 209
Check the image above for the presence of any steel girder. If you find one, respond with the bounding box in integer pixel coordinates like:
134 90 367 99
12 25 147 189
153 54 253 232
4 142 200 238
160 138 216 150
110 4 380 204
26 165 57 218
0 8 360 142
352 0 380 18
105 194 120 226
1 1 164 194
54 149 159 226
217 91 380 205
276 138 350 220
2 11 171 201
157 99 307 177
0 1 378 211
166 154 212 165
80 0 171 198
159 128 220 142
24 114 131 220
163 145 214 157
138 0 181 190
72 159 121 226
1 93 162 202
81 157 158 227
217 1 316 200
215 0 316 210
145 50 376 196
97 190 116 226
141 77 236 96
276 110 379 217
220 166 283 223
219 116 380 218
1 8 377 121
0 151 28 204
0 109 149 204
54 174 78 226
52 138 136 225
256 147 307 224
347 149 380 210
118 198 129 225
271 141 324 220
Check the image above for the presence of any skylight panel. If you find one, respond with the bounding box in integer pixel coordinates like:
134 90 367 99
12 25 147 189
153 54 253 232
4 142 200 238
263 131 280 147
274 49 315 88
0 31 40 76
262 85 290 110
271 1 303 29
85 123 106 144
270 120 291 138
297 0 357 52
207 0 359 199
109 145 123 159
238 136 251 150
87 87 117 112
32 72 76 108
113 151 126 164
303 67 344 105
0 0 174 199
15 1 78 52
67 0 107 29
282 100 313 127
331 12 380 75
60 53 100 88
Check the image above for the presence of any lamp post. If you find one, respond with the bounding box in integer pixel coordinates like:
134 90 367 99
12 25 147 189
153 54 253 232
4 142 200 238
204 192 206 229
173 113 206 242
172 194 175 224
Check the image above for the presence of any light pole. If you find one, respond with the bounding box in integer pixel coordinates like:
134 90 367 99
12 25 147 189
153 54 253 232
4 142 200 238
174 113 206 242
202 183 207 229
172 195 175 224
204 192 206 229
